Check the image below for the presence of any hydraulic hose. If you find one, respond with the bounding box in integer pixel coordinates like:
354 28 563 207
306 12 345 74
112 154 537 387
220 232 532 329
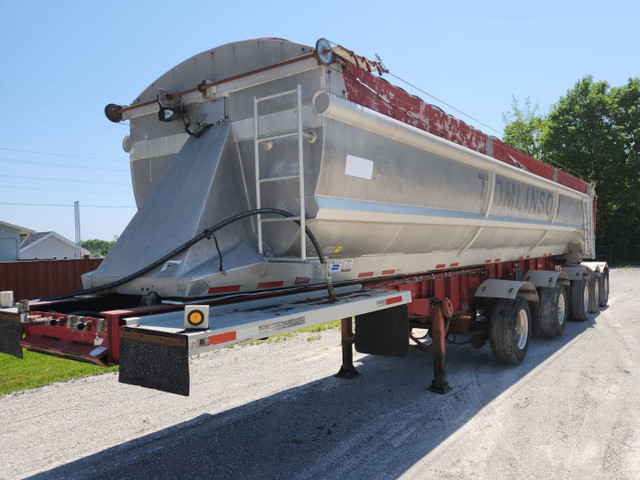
42 208 330 302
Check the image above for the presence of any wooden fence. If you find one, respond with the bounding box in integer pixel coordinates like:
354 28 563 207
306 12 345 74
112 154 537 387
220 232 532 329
0 257 102 301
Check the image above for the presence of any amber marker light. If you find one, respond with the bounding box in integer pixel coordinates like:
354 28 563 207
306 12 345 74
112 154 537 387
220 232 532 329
184 305 210 329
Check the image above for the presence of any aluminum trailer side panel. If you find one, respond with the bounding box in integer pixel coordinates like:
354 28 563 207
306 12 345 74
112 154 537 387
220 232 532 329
82 38 595 298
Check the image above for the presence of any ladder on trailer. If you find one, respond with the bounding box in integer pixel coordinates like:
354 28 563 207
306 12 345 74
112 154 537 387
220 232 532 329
253 85 310 261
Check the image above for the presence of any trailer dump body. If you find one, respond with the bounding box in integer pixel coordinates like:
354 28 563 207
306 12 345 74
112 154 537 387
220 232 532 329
0 38 609 396
82 37 594 298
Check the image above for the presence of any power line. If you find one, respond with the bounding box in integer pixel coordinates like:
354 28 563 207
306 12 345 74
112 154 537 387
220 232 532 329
0 173 129 185
384 71 504 137
0 201 135 208
0 147 123 163
0 185 131 195
0 157 128 172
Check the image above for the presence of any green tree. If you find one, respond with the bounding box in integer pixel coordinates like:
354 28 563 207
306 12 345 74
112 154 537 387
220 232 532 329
81 238 117 257
541 76 640 260
502 96 546 159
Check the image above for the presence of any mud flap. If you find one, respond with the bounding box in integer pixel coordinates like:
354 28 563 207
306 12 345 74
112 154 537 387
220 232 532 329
118 328 190 396
355 305 409 357
0 316 24 359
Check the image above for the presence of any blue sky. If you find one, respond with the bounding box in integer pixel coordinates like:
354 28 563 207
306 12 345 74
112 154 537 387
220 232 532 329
1 0 638 241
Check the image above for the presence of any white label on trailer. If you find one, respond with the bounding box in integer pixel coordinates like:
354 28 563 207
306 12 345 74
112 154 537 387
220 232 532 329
345 155 374 180
258 316 305 335
89 346 107 357
330 259 354 274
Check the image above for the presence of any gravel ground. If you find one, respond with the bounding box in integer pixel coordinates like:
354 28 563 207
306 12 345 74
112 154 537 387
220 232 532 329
1 268 639 479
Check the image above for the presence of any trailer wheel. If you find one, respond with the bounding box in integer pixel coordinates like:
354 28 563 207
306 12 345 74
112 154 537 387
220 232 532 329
589 274 600 313
538 284 567 337
599 273 609 307
489 297 531 364
570 277 590 322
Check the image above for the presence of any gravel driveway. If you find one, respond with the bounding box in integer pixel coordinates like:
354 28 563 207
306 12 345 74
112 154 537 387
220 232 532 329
1 268 639 479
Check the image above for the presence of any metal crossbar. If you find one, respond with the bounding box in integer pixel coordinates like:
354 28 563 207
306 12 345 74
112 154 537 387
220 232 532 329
253 85 306 261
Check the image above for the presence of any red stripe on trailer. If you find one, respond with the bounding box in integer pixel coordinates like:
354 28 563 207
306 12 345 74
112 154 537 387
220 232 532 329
208 285 241 294
436 264 446 269
494 258 501 262
208 331 237 345
450 262 459 267
381 269 396 275
485 259 492 263
358 272 374 278
526 255 531 259
519 256 524 260
386 296 403 305
257 281 284 289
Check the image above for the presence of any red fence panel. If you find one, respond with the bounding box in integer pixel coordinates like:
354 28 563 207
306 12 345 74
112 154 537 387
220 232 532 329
0 257 102 301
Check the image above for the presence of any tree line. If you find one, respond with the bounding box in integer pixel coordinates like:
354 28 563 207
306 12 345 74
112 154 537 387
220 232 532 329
503 76 640 263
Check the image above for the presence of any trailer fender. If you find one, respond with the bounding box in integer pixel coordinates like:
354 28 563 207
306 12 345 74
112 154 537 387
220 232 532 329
523 270 570 290
475 279 539 304
475 279 539 331
581 261 609 274
563 265 593 282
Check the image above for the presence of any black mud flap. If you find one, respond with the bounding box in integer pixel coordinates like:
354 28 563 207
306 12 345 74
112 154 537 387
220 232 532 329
119 328 190 396
355 305 409 357
0 316 24 359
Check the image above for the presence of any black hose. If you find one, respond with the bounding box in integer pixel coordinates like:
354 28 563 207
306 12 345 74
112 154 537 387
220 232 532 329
42 208 326 301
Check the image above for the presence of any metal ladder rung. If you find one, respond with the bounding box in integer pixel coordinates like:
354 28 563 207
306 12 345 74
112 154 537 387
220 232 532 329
260 216 301 223
259 174 300 183
255 89 298 103
254 84 306 261
257 131 299 143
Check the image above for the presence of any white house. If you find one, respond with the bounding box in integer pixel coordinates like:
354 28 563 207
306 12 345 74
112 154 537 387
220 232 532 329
19 231 90 260
0 221 34 261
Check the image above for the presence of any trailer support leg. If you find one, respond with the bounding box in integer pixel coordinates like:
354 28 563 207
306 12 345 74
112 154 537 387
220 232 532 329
336 317 359 379
428 300 451 394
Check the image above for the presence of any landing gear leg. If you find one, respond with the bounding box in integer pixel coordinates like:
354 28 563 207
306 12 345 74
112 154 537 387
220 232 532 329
335 317 360 379
428 300 452 394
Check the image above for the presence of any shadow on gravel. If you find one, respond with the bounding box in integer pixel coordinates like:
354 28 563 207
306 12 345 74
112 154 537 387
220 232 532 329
29 313 600 480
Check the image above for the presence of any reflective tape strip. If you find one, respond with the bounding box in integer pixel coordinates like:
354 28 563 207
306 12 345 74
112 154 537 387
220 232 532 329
436 264 446 269
386 296 403 305
208 331 237 345
208 285 241 294
358 272 374 278
381 269 396 275
257 281 284 289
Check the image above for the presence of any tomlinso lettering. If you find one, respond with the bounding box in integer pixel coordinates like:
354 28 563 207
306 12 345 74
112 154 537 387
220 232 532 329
493 179 553 217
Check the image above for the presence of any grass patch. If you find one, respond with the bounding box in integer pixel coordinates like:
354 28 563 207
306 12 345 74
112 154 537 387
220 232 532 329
231 320 341 348
0 350 117 396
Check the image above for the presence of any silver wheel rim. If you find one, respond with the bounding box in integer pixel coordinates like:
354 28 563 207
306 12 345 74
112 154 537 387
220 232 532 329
583 282 590 314
515 308 529 350
556 291 567 326
594 278 600 306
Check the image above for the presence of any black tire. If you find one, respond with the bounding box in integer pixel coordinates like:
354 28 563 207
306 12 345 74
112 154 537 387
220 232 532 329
489 297 531 364
538 284 568 337
599 272 609 307
570 277 590 321
589 274 600 313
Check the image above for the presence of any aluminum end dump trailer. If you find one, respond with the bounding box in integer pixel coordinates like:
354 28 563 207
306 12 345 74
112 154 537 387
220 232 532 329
0 38 609 396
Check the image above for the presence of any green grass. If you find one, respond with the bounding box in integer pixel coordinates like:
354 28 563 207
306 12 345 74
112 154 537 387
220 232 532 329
0 350 118 396
231 319 341 348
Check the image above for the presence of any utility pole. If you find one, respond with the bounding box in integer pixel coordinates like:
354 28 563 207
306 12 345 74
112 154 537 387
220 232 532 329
74 201 81 259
